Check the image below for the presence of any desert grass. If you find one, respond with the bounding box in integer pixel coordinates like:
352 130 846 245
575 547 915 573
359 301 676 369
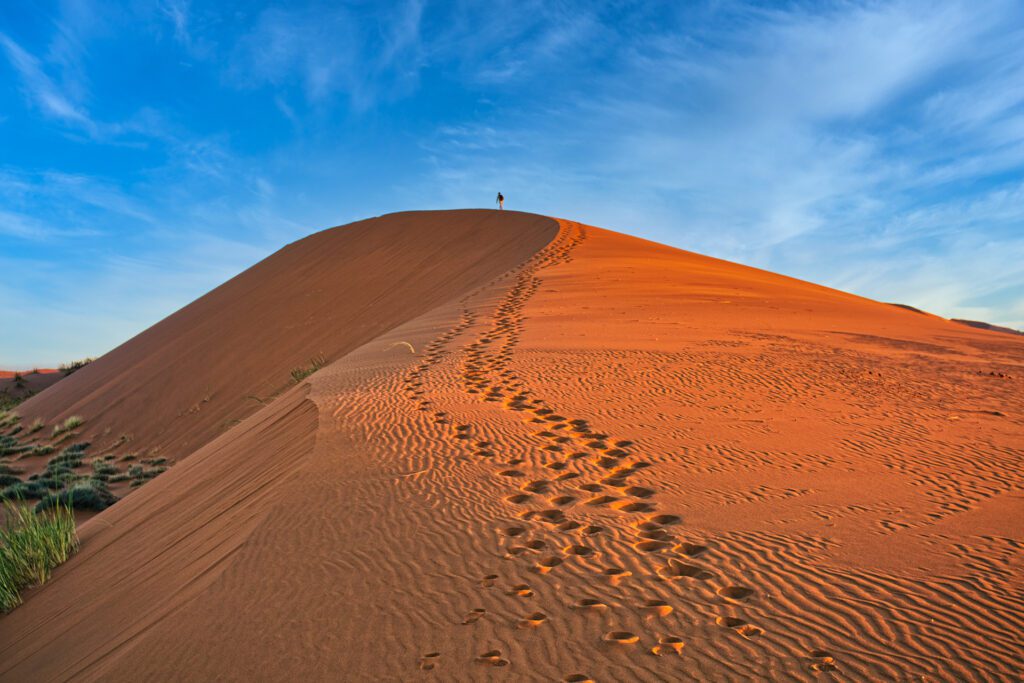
58 358 94 377
51 415 84 437
0 411 18 431
0 499 78 611
290 354 328 383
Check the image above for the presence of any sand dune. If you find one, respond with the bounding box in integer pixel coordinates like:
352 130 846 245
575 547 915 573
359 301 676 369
0 370 62 405
15 210 556 461
2 211 1021 681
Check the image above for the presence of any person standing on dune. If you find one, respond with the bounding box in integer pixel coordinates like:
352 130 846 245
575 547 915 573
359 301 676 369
497 192 504 210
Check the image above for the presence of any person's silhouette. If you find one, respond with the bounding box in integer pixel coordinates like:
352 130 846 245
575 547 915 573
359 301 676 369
496 192 504 210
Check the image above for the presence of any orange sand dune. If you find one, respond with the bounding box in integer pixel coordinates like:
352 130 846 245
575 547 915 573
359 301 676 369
16 210 556 459
2 212 1022 681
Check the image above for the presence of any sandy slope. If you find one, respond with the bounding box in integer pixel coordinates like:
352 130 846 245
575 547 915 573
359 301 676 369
14 210 557 460
2 213 1022 681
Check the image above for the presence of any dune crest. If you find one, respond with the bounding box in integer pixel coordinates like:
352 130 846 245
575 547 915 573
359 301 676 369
1 212 1021 681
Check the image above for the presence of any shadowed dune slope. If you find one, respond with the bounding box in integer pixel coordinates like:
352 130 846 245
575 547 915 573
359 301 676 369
17 210 558 460
2 216 1021 681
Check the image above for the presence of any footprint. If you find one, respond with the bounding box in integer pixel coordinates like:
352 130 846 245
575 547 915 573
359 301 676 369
648 514 681 526
476 650 509 667
461 608 486 625
507 583 534 597
557 520 582 531
578 483 604 493
659 561 712 580
574 598 608 611
615 501 655 513
624 486 655 499
523 480 552 493
502 526 527 537
718 586 754 602
641 599 673 617
564 544 595 557
532 509 566 524
525 540 546 551
586 495 619 506
603 631 640 645
677 542 708 557
737 624 764 639
563 676 595 683
497 469 525 477
533 557 564 574
634 540 672 553
650 636 685 656
506 493 532 504
517 612 548 628
602 567 632 585
480 574 499 588
582 525 605 535
809 650 838 671
551 495 576 506
418 652 440 670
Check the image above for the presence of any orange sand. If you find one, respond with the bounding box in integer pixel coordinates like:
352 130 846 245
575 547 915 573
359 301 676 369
1 212 1021 681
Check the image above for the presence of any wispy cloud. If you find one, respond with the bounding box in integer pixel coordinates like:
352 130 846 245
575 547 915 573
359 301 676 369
0 32 96 133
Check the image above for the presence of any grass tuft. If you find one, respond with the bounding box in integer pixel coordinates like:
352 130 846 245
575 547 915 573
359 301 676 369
0 499 78 611
36 480 116 513
290 354 328 383
52 415 84 437
58 358 94 377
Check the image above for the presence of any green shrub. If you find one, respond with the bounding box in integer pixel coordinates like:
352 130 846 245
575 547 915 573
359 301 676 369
28 419 44 434
0 499 78 611
290 354 328 383
36 481 117 513
0 436 32 457
91 460 119 479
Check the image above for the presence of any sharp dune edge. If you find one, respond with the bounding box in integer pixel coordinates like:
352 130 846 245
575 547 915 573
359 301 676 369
2 210 1022 681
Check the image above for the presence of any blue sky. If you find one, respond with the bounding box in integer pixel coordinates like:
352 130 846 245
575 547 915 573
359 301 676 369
2 1 1023 367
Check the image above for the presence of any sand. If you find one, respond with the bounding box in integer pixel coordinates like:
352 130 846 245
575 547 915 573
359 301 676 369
0 369 61 403
1 211 1021 681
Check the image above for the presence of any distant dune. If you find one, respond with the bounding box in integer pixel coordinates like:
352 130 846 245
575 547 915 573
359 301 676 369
1 211 1021 681
952 318 1024 336
0 369 62 407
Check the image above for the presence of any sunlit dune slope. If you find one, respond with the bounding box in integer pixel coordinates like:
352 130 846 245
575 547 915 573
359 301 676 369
2 214 1021 682
17 210 557 460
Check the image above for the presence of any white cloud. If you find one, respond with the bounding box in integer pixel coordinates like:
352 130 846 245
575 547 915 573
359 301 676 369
0 32 96 133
